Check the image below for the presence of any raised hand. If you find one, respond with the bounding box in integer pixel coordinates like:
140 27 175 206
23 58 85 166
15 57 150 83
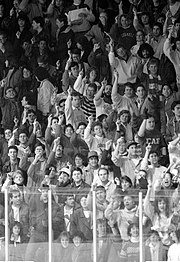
105 140 112 150
88 115 94 125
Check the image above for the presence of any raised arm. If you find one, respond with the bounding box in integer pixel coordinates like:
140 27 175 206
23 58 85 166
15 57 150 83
84 115 94 149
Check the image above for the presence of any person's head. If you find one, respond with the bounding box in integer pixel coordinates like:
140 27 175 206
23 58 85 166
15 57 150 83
32 16 44 31
34 66 49 82
92 121 103 137
147 57 159 75
26 109 36 124
40 185 49 203
18 130 28 145
175 37 180 52
127 223 139 238
69 61 79 77
99 11 108 26
4 129 12 140
171 100 180 118
162 172 172 189
127 141 138 157
96 186 106 202
51 117 58 130
174 19 180 32
56 14 68 29
77 122 87 138
118 110 131 124
87 67 97 82
64 124 74 138
88 151 99 168
148 151 159 165
11 221 22 236
137 43 154 59
64 194 75 208
97 219 107 237
10 189 21 206
34 142 45 157
123 194 136 210
18 12 30 29
74 153 84 167
5 87 16 99
161 84 172 98
110 193 122 209
80 195 88 209
156 13 166 25
37 53 49 67
58 99 66 112
58 167 70 184
135 84 146 99
124 83 134 98
154 191 170 217
0 31 7 44
140 12 150 25
121 176 132 191
86 83 97 100
71 48 81 63
72 167 83 184
146 115 155 131
120 14 130 28
59 231 70 248
98 167 109 184
115 44 127 60
118 138 127 154
136 30 145 43
13 170 25 185
149 230 160 245
22 65 32 79
153 22 163 37
71 91 81 108
72 231 85 246
8 145 18 161
104 84 112 97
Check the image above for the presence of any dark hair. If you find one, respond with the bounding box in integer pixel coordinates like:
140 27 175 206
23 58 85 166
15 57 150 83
71 48 81 56
148 150 159 157
135 83 145 92
137 43 154 58
153 22 163 35
118 109 131 123
154 191 170 218
147 57 159 70
96 185 106 192
69 61 79 70
71 91 81 98
34 142 45 151
10 221 23 236
64 123 74 133
86 67 98 80
97 114 107 122
121 175 132 187
77 122 87 129
87 83 97 93
92 121 103 130
171 100 180 111
98 167 109 176
71 167 83 176
72 231 85 241
59 231 70 240
33 16 44 28
8 145 18 153
127 223 139 236
27 109 36 115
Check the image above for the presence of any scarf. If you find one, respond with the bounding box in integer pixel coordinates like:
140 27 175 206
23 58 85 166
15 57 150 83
149 74 162 93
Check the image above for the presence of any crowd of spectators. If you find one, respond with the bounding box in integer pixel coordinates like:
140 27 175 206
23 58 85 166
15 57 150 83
1 0 180 261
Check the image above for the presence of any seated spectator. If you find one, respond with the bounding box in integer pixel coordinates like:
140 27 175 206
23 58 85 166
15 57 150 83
53 231 72 262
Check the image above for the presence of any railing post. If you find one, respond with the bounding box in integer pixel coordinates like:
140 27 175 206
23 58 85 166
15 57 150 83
5 188 9 262
139 191 144 262
92 186 97 262
48 189 52 262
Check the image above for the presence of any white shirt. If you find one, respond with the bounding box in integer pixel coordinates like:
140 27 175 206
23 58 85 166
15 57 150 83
168 243 180 261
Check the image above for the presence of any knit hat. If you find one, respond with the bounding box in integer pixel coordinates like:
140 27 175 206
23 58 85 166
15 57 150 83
34 67 49 81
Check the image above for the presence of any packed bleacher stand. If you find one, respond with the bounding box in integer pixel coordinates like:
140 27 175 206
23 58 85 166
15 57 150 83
2 0 180 261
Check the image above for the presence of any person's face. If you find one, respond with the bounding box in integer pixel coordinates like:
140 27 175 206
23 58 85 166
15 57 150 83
142 49 150 59
99 169 108 183
121 16 129 28
149 153 159 164
150 233 159 245
71 65 79 77
89 70 97 80
136 86 145 98
124 86 133 98
86 87 95 99
141 14 149 25
72 96 80 108
38 40 47 50
173 104 180 117
128 145 137 157
65 196 75 208
56 144 63 157
75 156 83 167
96 190 106 202
97 223 106 236
72 54 80 63
51 118 58 129
65 126 73 138
73 236 82 247
124 196 135 210
176 40 180 51
58 172 69 183
162 173 171 188
0 34 6 44
61 236 69 248
78 125 86 137
59 101 65 111
99 12 107 26
158 199 166 212
80 196 87 208
94 125 103 137
89 156 98 167
19 133 28 144
5 129 12 140
32 20 38 31
55 0 63 6
146 117 155 130
136 31 144 42
13 0 20 8
130 225 139 237
14 173 24 185
157 16 165 24
13 225 20 236
162 85 171 98
175 23 180 32
121 180 131 191
72 170 82 183
23 68 31 78
11 192 21 206
8 149 17 160
119 143 126 154
111 198 121 209
153 26 161 37
41 189 48 203
149 63 158 75
27 113 35 123
6 88 16 99
18 18 25 27
35 146 44 156
116 47 127 59
120 113 129 124
104 85 112 96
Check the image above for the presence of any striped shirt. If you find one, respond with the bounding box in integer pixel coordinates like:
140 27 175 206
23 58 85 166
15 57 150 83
81 96 96 120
